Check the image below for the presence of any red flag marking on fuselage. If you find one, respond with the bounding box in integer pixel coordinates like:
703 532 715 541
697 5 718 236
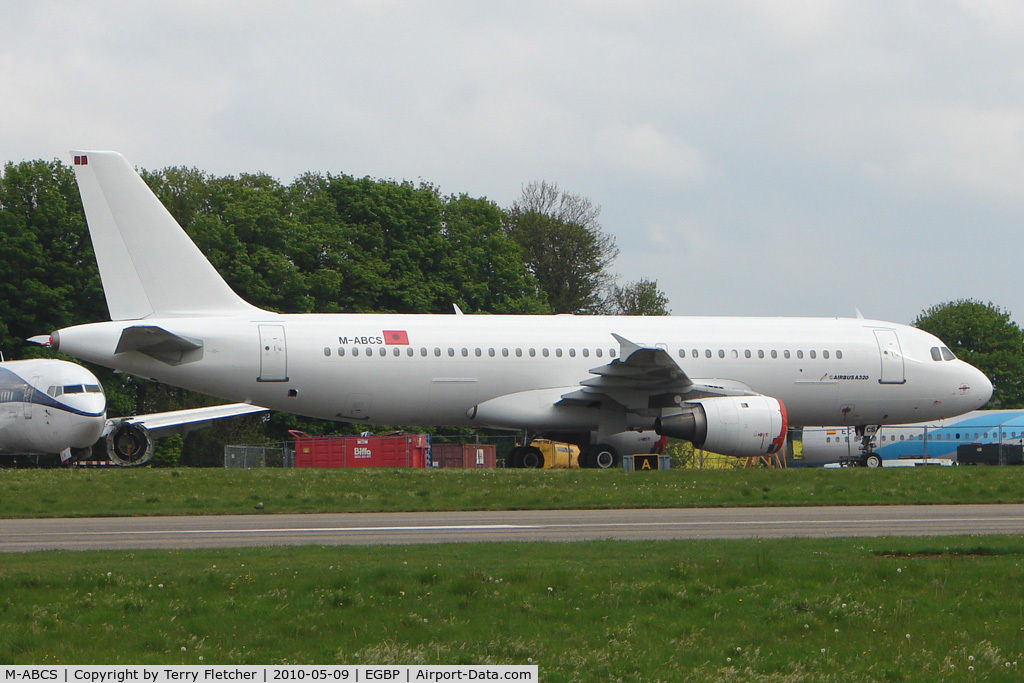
383 330 409 345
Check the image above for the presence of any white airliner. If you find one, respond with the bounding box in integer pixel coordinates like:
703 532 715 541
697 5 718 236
0 356 266 465
34 151 993 467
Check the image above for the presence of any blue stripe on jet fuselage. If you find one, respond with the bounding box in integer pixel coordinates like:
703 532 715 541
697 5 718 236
874 410 1024 458
0 366 104 418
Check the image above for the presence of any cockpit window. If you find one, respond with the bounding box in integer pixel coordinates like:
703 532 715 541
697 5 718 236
63 385 86 394
930 347 942 361
47 386 62 397
940 347 956 361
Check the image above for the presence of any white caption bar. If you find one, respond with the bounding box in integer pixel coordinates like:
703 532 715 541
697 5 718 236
2 666 538 683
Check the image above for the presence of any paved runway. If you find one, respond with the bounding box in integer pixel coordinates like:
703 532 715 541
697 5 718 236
3 504 1024 552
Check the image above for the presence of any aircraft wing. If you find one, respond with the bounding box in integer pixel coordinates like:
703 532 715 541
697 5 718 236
103 403 267 439
557 334 758 414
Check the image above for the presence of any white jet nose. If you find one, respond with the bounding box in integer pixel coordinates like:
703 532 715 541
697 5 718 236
972 367 994 408
70 413 106 449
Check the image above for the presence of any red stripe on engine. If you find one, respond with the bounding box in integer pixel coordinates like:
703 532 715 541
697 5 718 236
768 398 788 454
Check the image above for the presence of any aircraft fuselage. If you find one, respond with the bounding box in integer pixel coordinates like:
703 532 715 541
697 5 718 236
53 313 990 431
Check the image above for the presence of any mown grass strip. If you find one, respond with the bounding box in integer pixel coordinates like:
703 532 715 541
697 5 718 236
1 536 1022 681
2 466 1024 519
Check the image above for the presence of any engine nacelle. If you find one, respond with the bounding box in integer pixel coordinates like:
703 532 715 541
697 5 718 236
654 395 787 458
605 430 667 456
105 422 155 466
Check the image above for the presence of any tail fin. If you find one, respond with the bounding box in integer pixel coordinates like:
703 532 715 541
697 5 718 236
71 150 262 320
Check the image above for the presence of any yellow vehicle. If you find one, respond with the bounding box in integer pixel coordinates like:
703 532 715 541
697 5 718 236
505 439 581 469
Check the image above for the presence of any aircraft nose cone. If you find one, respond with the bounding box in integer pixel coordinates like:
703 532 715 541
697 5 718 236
959 363 993 409
974 368 994 407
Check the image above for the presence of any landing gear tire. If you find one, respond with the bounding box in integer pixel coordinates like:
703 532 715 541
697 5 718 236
581 444 619 469
520 447 544 469
505 447 525 468
863 453 882 469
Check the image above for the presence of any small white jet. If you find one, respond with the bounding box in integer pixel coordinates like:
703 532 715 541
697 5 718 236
0 356 266 465
37 151 992 467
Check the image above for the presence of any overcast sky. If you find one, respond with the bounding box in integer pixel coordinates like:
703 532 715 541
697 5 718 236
4 1 1024 324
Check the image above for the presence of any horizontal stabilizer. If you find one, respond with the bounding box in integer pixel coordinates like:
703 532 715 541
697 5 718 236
115 325 203 365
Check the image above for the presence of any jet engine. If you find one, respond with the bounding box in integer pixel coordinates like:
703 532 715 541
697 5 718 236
654 395 787 459
105 421 155 466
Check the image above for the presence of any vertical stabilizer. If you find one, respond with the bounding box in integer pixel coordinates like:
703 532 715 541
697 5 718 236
71 151 262 320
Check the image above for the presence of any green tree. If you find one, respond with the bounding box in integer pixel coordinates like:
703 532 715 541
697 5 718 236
324 174 448 313
0 159 105 355
439 195 549 314
913 299 1024 409
504 181 619 314
612 278 671 315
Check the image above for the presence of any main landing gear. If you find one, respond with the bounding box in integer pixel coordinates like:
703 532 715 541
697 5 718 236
579 443 620 469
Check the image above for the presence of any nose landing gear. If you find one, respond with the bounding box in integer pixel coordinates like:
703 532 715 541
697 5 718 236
856 425 882 468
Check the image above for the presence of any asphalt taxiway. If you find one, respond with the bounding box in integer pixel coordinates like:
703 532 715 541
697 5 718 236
3 504 1023 552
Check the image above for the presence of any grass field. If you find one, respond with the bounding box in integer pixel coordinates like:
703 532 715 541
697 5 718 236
1 536 1022 681
2 466 1024 518
3 467 1022 679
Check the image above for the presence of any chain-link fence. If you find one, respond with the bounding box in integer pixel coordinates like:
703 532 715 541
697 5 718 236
224 444 294 468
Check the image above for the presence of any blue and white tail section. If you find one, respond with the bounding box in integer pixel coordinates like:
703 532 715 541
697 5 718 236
70 151 262 320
